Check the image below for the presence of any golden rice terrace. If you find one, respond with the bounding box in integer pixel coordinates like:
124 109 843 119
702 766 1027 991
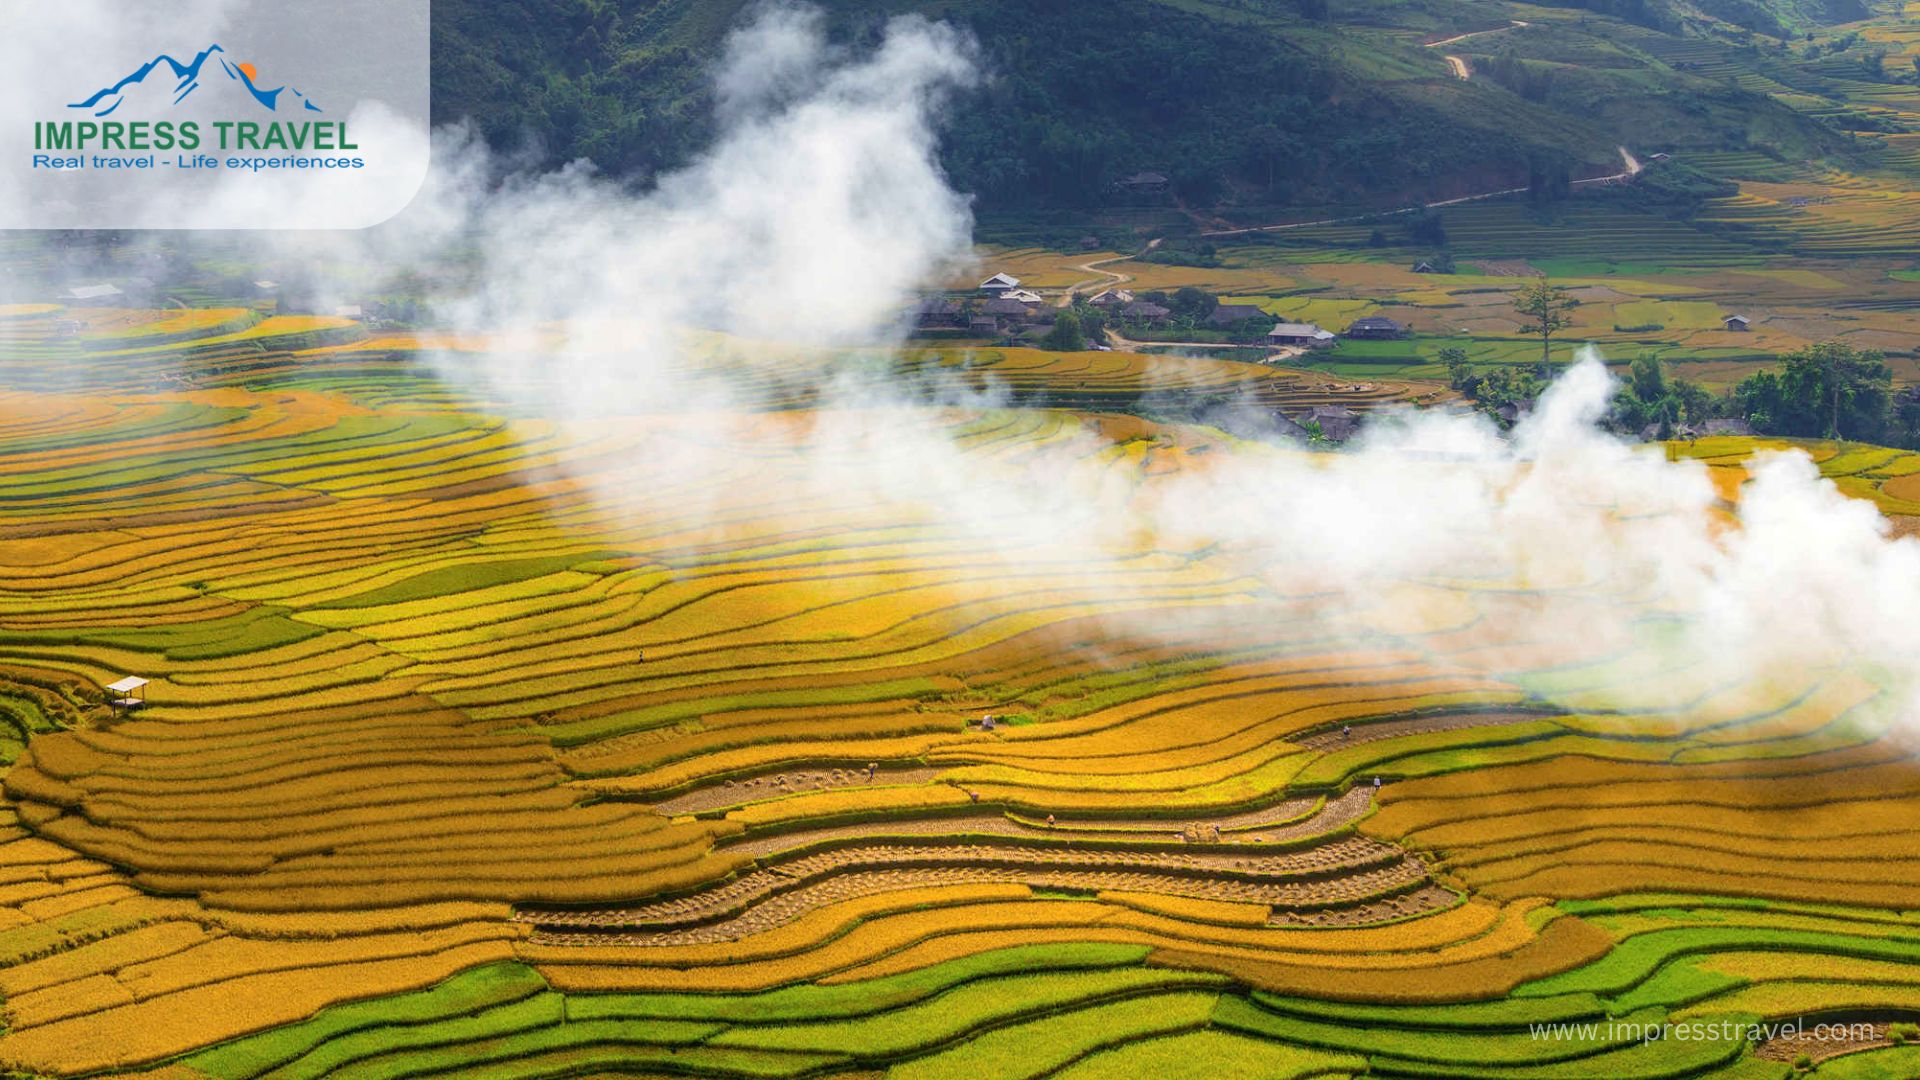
0 307 1916 1078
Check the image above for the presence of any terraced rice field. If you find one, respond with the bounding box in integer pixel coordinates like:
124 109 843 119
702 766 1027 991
0 305 1916 1077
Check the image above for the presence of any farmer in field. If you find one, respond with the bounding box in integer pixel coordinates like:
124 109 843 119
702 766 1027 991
866 762 876 781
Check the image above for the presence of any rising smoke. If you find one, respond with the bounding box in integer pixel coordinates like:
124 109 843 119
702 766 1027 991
17 3 1920 729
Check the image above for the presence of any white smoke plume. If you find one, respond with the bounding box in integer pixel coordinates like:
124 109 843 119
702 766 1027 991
1152 356 1920 722
398 3 980 420
15 2 1920 734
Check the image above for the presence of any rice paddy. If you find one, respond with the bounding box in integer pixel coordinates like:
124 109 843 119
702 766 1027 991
0 294 1910 1079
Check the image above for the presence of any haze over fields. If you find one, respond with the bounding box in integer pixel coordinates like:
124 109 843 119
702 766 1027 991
0 0 1918 1078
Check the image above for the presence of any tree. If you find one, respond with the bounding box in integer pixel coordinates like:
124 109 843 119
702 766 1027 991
1732 342 1893 442
1812 341 1891 439
1042 310 1086 352
1610 353 1714 438
1896 388 1920 448
1512 279 1579 367
1071 301 1108 345
1629 353 1666 403
1674 379 1713 425
1438 346 1472 391
1405 210 1446 247
1169 287 1218 320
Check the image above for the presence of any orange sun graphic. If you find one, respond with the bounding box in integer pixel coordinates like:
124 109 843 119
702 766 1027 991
236 61 259 83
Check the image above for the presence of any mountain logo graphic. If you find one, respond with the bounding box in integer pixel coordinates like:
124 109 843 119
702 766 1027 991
69 44 322 118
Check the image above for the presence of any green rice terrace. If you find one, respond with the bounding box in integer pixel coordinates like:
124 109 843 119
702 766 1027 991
0 276 1913 1078
1 0 1919 1075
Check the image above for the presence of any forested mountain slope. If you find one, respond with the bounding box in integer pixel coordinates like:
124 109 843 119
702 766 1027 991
431 0 1881 211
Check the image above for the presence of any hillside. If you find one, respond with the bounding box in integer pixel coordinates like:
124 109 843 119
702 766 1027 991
430 0 1874 212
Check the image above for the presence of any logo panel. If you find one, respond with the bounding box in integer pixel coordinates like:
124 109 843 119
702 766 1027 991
3 0 430 229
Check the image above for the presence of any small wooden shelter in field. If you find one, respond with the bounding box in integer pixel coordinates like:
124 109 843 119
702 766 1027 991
60 283 123 305
106 676 148 710
1723 314 1750 331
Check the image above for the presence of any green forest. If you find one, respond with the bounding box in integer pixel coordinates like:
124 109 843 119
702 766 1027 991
429 0 1874 212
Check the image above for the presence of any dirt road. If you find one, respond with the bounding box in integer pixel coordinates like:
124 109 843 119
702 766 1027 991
1427 21 1525 80
1056 237 1169 306
1426 20 1527 48
1200 146 1641 239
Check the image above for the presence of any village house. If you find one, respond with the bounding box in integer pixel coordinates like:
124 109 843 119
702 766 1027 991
978 273 1020 294
1268 322 1335 348
1088 289 1134 308
1270 412 1313 442
1000 289 1046 306
1301 404 1361 442
981 297 1036 324
1121 300 1172 325
1345 315 1408 340
911 297 966 331
1205 303 1268 328
1697 418 1755 436
1723 314 1750 332
1411 260 1439 274
1114 171 1170 195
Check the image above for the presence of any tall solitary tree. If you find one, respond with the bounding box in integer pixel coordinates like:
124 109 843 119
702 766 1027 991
1512 279 1579 367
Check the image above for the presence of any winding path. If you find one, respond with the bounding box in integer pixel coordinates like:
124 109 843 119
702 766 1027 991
1200 146 1643 239
1426 20 1529 49
1057 237 1163 306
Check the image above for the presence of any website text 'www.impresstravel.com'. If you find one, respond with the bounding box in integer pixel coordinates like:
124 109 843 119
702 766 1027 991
1529 1019 1878 1044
